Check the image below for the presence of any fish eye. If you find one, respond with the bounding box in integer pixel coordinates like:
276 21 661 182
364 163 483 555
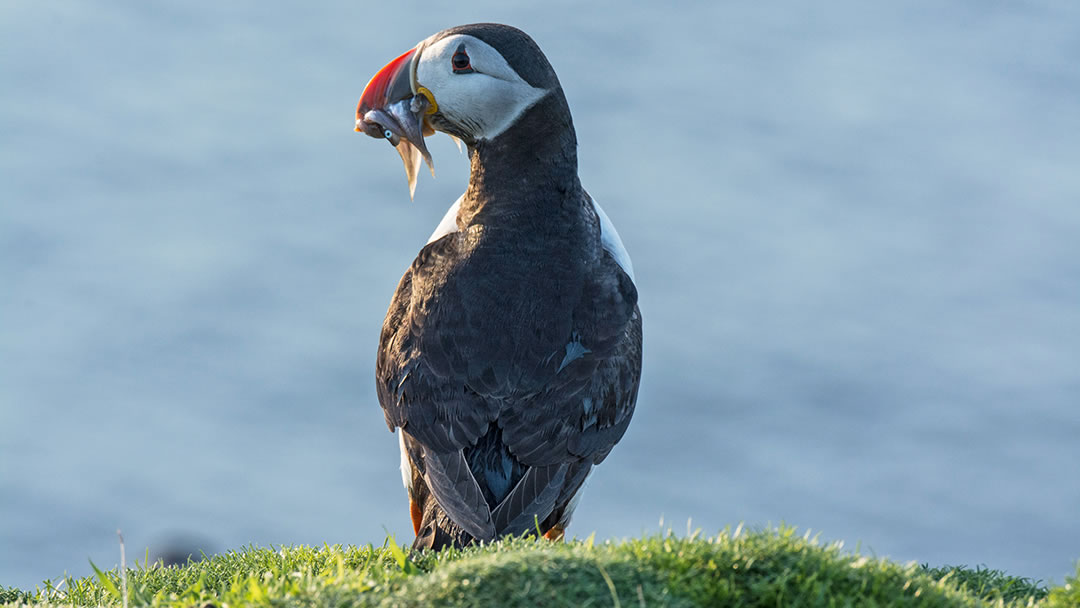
451 44 472 73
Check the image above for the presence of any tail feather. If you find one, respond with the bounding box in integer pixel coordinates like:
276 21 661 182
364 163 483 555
402 426 593 551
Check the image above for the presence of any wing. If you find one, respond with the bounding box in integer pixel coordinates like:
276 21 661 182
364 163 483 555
376 227 502 453
499 253 641 466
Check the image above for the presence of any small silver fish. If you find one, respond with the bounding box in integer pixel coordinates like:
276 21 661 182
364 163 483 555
357 94 434 198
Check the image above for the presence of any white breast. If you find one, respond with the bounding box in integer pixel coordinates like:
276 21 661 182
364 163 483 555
589 196 635 282
425 193 635 282
398 430 413 492
427 194 463 244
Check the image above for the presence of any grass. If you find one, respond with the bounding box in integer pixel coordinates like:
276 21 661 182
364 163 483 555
2 526 1076 607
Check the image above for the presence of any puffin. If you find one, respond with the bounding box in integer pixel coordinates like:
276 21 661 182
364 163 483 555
355 23 641 550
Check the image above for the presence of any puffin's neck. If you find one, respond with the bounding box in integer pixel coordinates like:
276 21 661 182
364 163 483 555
458 92 581 230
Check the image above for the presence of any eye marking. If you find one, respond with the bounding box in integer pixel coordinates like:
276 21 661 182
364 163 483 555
451 43 473 74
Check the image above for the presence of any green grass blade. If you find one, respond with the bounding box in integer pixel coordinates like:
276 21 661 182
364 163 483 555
88 560 121 599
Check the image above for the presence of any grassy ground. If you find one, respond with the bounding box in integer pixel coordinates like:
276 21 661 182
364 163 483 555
2 526 1076 607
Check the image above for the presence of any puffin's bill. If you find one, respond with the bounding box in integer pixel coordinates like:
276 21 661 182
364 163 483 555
357 94 434 198
355 46 438 199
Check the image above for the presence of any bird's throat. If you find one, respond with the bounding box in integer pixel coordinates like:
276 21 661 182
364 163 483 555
459 93 580 229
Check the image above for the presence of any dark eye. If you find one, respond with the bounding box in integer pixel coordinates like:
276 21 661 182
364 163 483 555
451 44 473 73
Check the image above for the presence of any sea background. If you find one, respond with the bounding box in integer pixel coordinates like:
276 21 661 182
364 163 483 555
2 1 1078 590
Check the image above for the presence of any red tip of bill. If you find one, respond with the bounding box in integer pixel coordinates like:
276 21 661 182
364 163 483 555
356 47 416 120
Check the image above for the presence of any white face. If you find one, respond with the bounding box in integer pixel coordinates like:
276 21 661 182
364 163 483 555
413 34 548 141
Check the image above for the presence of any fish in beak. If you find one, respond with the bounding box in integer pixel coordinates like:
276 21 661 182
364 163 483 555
355 48 437 199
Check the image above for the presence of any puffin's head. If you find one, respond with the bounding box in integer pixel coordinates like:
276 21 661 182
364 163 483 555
355 24 558 197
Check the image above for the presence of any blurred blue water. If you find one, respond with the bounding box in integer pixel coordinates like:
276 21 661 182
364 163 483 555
2 1 1078 590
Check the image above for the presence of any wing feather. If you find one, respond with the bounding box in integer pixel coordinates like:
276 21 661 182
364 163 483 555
421 446 496 541
490 463 567 535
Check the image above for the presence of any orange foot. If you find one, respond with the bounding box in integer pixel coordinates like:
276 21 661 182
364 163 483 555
410 499 422 536
543 524 565 542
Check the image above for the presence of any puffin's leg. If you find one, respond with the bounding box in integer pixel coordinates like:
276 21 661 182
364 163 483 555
543 524 565 542
410 499 423 535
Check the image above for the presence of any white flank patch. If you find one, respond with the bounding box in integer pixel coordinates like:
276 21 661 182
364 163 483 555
398 431 412 492
427 194 463 244
591 196 635 282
